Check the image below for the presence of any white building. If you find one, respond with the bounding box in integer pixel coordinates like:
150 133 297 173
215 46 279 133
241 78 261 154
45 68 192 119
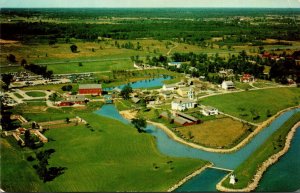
168 62 181 68
171 98 197 111
162 84 178 91
201 106 219 116
229 174 236 185
221 81 235 90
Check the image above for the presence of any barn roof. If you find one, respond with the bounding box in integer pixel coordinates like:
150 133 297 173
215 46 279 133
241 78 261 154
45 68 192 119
79 84 102 89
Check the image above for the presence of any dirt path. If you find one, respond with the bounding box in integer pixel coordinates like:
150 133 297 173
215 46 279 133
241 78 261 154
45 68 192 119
167 43 178 56
216 121 300 192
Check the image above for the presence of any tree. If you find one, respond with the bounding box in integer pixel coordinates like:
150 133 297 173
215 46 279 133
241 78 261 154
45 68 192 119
131 118 147 133
50 93 58 103
1 73 13 91
78 62 83 67
61 85 73 91
70 44 78 53
120 84 133 100
65 117 70 124
7 54 16 63
21 59 27 66
24 130 34 148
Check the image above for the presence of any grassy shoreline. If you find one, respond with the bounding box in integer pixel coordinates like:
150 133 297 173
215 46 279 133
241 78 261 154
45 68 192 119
218 111 300 191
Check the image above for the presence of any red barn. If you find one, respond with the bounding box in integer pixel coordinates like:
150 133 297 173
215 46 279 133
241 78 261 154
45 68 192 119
78 84 102 95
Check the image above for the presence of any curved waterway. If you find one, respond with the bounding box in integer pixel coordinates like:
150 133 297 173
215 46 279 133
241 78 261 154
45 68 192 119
94 105 300 191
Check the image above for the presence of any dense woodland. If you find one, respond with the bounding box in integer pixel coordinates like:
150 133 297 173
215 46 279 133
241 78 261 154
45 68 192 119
1 8 300 43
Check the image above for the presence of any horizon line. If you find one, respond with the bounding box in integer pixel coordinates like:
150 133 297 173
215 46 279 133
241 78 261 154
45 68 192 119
2 7 300 9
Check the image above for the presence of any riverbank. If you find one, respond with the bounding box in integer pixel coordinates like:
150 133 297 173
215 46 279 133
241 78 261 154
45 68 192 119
167 163 213 192
216 119 300 192
120 105 300 154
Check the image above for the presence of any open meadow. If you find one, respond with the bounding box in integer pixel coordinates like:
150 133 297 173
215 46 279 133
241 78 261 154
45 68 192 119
201 87 300 123
1 111 207 192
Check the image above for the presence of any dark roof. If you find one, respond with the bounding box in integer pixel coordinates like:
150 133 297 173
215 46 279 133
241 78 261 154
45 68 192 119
174 116 192 125
176 112 199 122
79 84 102 89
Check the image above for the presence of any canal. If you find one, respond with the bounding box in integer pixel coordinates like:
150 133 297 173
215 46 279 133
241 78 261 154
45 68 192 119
94 105 300 192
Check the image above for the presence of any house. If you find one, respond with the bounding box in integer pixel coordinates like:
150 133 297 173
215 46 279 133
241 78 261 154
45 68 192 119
162 84 178 91
201 106 219 116
174 112 201 126
159 111 172 120
221 81 235 90
78 84 102 95
240 74 255 83
131 97 141 104
58 95 86 106
171 98 197 111
168 62 181 68
104 95 113 104
177 87 190 97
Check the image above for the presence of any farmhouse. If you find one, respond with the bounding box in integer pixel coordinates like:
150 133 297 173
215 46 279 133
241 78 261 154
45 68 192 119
221 81 235 90
240 74 255 83
58 95 86 106
131 97 141 104
171 98 197 111
201 106 219 116
177 87 195 99
162 84 178 91
78 84 102 95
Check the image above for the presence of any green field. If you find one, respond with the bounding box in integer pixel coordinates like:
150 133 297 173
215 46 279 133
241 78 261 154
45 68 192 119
1 110 208 192
25 91 46 97
201 87 300 123
221 111 300 189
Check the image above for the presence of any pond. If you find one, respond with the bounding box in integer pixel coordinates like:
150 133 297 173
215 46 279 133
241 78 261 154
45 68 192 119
103 75 172 91
94 105 300 192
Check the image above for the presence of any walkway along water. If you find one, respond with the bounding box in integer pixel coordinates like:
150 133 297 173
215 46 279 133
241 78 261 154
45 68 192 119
94 105 300 191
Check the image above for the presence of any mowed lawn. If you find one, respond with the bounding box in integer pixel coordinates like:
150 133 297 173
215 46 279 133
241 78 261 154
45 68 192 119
25 91 46 97
201 87 300 123
1 113 207 192
176 117 250 148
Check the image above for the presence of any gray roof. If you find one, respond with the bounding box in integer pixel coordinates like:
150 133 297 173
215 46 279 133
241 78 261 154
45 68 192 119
176 112 199 122
79 84 102 89
173 98 195 104
131 97 141 103
203 106 217 111
222 81 234 86
65 95 85 102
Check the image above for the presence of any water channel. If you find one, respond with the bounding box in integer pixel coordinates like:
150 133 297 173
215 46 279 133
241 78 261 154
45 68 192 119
94 105 300 192
103 75 172 91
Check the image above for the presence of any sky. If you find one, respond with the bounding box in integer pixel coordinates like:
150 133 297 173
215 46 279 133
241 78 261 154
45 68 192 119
1 0 300 8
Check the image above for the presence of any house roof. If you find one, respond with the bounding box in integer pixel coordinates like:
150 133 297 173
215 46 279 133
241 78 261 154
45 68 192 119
131 97 141 103
176 112 199 122
174 116 192 125
113 87 122 92
66 95 85 102
168 62 181 65
79 84 102 89
163 84 177 88
222 81 234 86
172 98 195 104
178 87 191 92
203 106 217 112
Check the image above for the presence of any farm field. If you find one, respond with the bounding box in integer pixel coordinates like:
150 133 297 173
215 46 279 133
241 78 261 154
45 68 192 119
0 112 207 192
176 117 252 148
201 87 300 123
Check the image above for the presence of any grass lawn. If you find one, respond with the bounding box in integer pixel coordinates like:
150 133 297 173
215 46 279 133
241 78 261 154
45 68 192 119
22 84 77 93
221 111 300 189
234 82 253 90
25 91 46 97
1 113 208 192
200 87 300 123
176 117 252 148
47 60 134 74
13 92 24 98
